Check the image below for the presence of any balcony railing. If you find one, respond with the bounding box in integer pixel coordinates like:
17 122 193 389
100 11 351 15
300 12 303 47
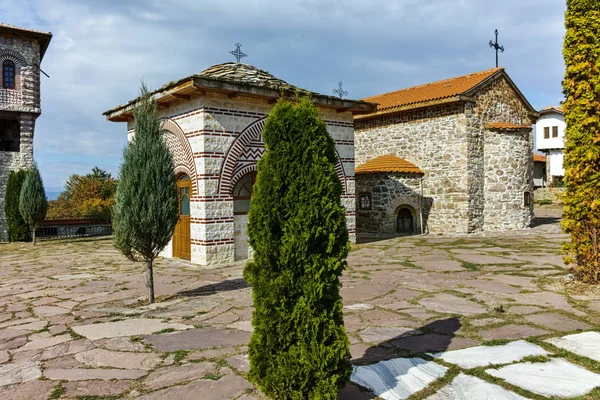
36 219 112 240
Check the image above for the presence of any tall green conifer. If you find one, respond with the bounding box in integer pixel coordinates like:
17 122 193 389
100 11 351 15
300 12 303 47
19 163 48 245
562 0 600 282
244 98 351 399
5 170 31 241
112 83 179 304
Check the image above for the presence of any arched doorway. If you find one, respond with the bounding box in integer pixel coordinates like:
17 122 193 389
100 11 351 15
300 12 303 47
396 207 414 235
173 175 191 259
233 171 256 260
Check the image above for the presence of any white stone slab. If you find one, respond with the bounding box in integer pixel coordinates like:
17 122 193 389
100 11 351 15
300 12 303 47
431 340 548 368
344 303 374 311
486 358 600 398
351 358 448 400
547 331 600 362
71 318 192 340
426 373 527 400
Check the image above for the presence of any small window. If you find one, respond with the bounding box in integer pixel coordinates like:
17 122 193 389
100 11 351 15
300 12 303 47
544 127 550 139
359 193 372 210
2 60 15 89
552 126 559 138
524 192 531 206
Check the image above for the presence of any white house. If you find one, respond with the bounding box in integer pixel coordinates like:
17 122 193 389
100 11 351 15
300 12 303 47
535 106 565 185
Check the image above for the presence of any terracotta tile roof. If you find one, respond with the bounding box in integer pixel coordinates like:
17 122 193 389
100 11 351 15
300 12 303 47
355 155 423 175
539 105 563 115
361 68 503 114
534 154 547 163
486 122 531 130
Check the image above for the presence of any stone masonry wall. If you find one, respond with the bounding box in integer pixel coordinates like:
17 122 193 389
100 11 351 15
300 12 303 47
356 173 425 238
0 35 41 241
467 74 534 230
355 103 472 233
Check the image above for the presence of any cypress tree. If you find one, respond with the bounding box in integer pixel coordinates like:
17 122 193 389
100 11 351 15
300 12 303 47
112 83 179 304
244 98 351 399
5 170 31 241
19 163 48 245
562 0 600 282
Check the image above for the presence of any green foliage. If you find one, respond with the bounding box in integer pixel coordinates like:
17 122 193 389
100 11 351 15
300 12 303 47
112 82 178 303
561 0 600 282
4 170 30 241
19 163 47 244
47 167 117 222
244 98 351 399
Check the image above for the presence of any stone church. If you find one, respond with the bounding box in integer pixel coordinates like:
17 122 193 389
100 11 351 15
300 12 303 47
0 23 52 241
105 63 537 266
104 63 376 267
355 68 538 237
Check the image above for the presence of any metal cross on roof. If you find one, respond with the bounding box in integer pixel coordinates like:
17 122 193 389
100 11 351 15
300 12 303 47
333 81 348 99
489 29 505 68
229 43 247 63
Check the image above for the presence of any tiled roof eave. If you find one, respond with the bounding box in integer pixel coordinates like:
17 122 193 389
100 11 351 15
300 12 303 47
104 74 377 120
354 95 474 120
355 170 424 176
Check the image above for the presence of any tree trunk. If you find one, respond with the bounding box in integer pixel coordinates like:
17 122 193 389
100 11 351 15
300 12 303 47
32 228 36 246
146 258 155 304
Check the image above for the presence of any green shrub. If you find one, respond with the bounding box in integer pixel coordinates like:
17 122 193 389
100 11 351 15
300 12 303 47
4 170 30 241
536 199 553 205
562 0 600 282
244 98 351 399
19 163 47 245
112 83 179 304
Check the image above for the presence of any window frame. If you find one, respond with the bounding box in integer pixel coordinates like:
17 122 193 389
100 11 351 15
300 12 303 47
359 193 372 211
552 126 559 138
2 60 16 89
543 127 550 139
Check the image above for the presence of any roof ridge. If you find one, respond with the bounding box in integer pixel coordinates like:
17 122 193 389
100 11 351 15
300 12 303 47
363 67 503 101
0 22 52 36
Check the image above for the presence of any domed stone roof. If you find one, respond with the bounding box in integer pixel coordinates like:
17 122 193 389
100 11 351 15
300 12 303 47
198 63 296 92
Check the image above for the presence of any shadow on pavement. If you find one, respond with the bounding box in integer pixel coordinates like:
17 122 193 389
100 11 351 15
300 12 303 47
530 216 561 228
340 317 462 399
177 278 250 297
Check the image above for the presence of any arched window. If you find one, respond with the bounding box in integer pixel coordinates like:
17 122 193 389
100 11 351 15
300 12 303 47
2 60 15 89
233 171 256 215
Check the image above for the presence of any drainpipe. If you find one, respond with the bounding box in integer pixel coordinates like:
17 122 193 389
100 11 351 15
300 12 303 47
419 176 424 234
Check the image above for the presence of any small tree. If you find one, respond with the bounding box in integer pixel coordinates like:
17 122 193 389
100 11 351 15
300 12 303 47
5 170 31 241
244 98 351 399
562 0 600 282
113 83 179 304
19 163 48 245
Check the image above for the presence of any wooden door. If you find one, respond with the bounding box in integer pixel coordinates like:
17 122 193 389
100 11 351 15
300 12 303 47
173 176 191 260
396 208 413 234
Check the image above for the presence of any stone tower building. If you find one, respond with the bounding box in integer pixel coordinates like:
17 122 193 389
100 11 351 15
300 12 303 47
104 63 376 267
354 68 538 238
0 23 52 241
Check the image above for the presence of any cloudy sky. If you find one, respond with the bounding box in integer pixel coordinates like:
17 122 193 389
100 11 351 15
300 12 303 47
1 0 566 194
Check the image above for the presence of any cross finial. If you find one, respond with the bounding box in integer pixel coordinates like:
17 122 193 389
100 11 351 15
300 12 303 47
488 29 505 68
229 43 247 63
333 81 348 99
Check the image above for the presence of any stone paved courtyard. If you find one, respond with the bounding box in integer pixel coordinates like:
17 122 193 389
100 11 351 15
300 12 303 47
1 205 600 399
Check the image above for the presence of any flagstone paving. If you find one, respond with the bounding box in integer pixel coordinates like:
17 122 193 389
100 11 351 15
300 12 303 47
1 205 600 398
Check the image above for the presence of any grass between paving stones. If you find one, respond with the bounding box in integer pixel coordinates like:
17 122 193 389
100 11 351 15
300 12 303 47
76 396 121 400
49 383 65 399
405 365 461 400
68 328 84 340
527 337 600 374
153 328 177 335
172 350 189 362
464 366 551 400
